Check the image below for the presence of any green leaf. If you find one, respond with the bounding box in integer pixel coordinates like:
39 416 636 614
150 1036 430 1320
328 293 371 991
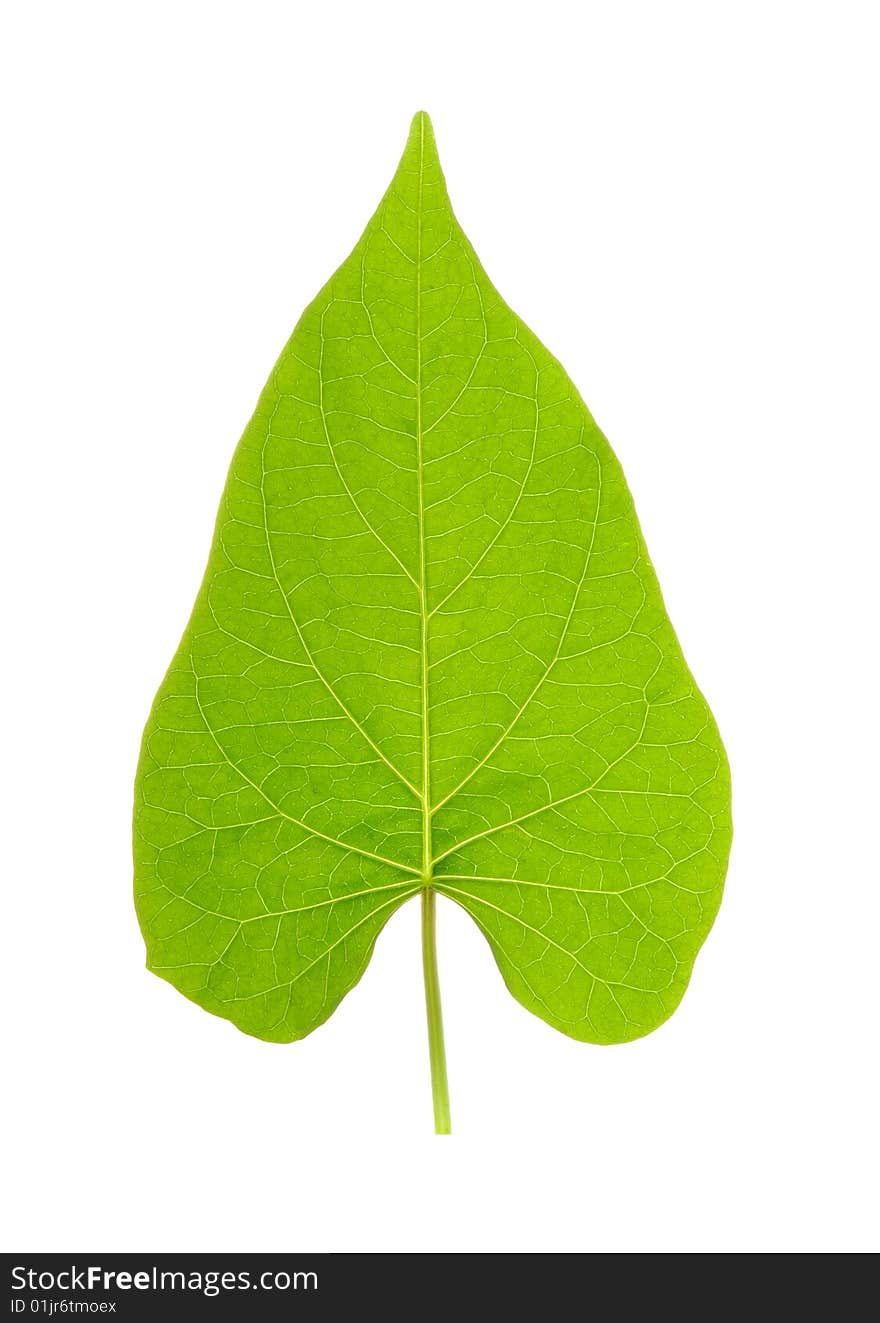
134 112 731 1106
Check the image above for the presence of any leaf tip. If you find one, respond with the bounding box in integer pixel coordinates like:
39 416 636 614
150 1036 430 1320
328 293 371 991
407 108 438 156
409 108 433 132
399 109 444 190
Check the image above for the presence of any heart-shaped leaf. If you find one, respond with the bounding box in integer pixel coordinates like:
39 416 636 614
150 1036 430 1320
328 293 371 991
134 112 732 1132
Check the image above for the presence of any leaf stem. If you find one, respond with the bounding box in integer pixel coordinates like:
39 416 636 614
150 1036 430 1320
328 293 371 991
421 887 451 1134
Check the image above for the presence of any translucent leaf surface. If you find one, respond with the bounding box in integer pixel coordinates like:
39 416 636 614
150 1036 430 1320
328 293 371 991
134 112 731 1049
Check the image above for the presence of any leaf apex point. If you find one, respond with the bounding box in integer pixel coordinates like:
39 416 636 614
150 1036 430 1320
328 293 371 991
408 109 436 144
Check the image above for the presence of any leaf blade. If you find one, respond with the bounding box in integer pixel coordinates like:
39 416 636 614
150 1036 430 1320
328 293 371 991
134 111 731 1047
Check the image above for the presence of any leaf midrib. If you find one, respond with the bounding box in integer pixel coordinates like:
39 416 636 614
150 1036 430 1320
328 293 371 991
415 113 433 883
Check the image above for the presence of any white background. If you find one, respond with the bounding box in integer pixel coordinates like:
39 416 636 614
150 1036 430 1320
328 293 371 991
2 1 878 1254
